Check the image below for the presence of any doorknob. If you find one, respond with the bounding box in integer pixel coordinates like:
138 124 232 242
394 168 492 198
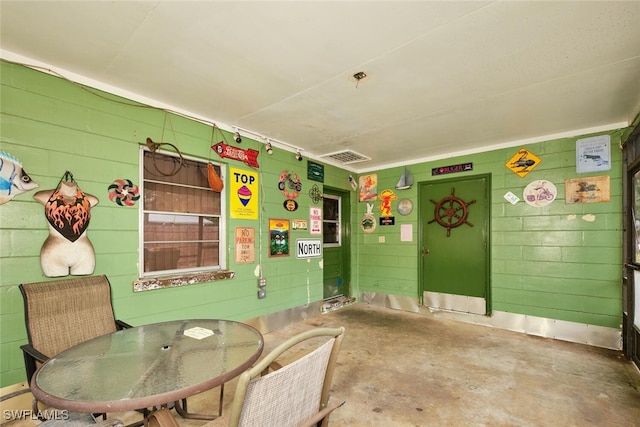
422 248 430 255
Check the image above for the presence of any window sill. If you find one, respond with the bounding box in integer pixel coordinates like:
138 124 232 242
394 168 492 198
133 270 235 292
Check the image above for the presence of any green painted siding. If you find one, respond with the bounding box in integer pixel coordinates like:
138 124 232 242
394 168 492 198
0 62 353 386
0 60 628 387
354 134 624 330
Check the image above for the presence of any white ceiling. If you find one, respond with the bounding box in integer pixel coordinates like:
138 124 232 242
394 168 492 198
2 1 640 172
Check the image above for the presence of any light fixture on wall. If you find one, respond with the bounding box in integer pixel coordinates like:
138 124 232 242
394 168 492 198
233 132 242 143
265 143 273 155
296 151 303 162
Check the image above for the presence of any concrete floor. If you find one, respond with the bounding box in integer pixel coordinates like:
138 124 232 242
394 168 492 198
8 303 640 426
270 303 640 427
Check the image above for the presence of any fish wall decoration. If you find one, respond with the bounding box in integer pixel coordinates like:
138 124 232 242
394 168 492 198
0 151 39 204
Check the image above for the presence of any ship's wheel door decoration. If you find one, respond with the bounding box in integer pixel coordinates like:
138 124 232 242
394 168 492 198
428 187 476 237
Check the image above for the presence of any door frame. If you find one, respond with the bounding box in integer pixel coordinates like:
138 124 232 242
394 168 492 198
418 173 492 314
322 186 351 299
622 125 640 368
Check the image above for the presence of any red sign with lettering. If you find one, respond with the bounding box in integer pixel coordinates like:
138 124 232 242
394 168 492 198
212 142 260 168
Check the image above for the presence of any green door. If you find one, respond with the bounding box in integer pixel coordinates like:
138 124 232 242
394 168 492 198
323 188 350 300
420 175 490 314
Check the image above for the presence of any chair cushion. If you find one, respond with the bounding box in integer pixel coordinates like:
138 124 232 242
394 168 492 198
21 276 118 360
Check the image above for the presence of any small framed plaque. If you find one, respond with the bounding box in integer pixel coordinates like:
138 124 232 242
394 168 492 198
576 135 611 173
307 161 324 182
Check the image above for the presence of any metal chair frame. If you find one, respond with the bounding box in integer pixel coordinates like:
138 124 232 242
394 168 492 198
19 275 131 418
146 327 346 427
230 326 345 427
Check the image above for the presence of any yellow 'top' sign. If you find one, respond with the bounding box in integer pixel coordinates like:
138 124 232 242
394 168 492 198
230 168 259 219
505 148 541 178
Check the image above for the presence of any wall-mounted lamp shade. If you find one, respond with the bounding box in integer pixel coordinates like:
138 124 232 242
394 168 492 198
266 143 273 155
233 132 242 143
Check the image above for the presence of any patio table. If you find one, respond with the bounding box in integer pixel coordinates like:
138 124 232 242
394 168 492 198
30 319 263 417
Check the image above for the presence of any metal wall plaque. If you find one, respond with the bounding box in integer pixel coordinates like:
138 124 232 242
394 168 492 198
379 216 395 226
296 238 322 258
432 162 473 176
505 148 540 178
307 161 324 182
576 135 611 173
292 219 308 230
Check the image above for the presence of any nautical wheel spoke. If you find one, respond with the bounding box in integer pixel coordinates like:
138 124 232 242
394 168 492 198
428 187 475 237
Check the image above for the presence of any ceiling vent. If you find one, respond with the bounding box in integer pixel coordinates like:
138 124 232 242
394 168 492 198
320 150 371 165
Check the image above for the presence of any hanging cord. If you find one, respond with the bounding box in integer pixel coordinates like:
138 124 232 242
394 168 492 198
49 171 78 202
206 124 225 192
211 123 233 149
209 124 223 162
62 170 75 184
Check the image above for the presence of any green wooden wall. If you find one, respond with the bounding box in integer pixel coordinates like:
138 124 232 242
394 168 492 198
0 61 353 386
0 60 626 387
354 133 624 330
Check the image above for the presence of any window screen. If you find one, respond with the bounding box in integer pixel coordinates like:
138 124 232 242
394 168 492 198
141 149 225 276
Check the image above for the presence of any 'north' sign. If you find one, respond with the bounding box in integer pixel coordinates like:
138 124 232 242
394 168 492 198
296 239 322 259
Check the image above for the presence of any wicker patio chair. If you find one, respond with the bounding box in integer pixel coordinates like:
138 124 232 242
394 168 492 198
169 326 345 427
146 326 346 427
19 275 131 416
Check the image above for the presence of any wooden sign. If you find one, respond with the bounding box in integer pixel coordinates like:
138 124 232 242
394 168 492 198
565 175 610 204
235 227 255 263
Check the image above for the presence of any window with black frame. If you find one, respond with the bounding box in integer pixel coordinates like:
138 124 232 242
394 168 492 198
141 149 225 276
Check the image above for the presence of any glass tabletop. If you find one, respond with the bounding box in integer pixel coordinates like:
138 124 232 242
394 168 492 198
30 319 263 413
